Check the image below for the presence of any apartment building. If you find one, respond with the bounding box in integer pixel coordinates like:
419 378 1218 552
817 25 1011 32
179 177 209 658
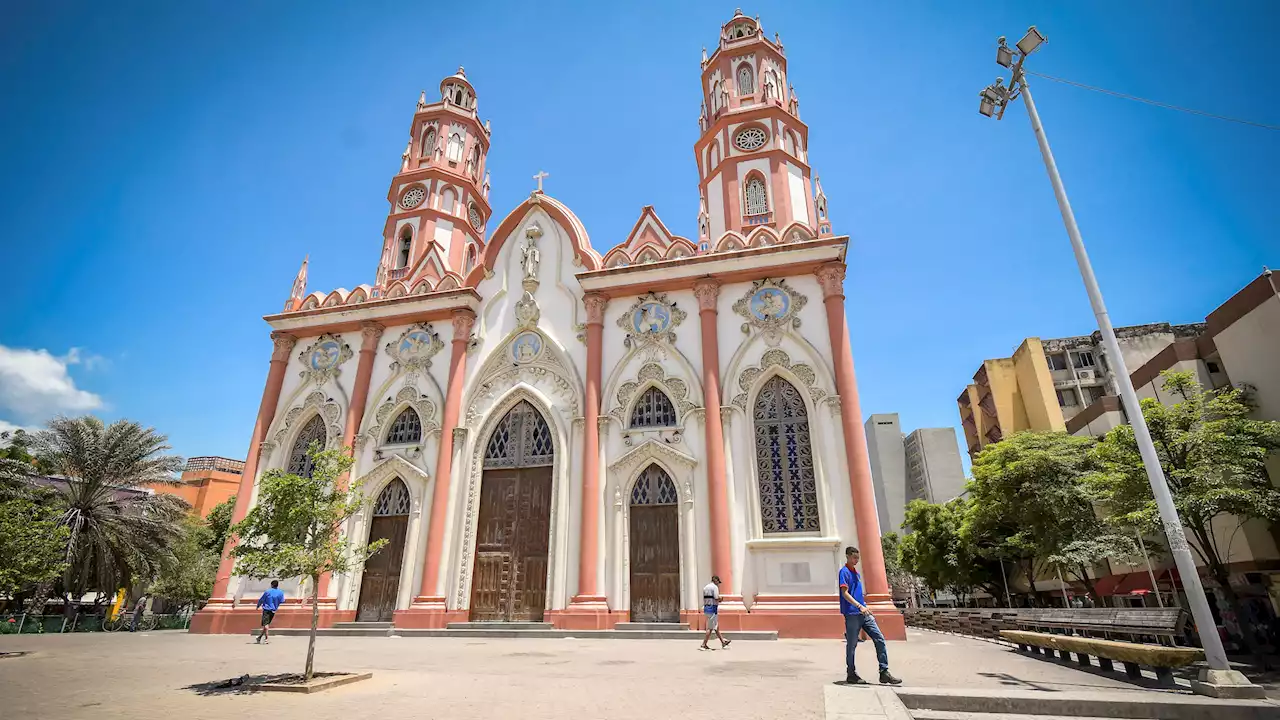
866 413 966 534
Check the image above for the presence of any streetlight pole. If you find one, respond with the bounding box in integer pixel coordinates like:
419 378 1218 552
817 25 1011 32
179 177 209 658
976 27 1260 697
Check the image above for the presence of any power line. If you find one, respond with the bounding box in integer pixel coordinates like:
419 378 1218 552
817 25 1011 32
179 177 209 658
1023 70 1280 131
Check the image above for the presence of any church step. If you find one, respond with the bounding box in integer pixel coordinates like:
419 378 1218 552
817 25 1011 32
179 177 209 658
265 627 391 637
445 622 554 631
333 621 393 630
393 628 777 640
613 622 691 631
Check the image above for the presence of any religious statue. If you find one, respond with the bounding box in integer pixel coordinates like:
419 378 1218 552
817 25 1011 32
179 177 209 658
759 290 786 318
521 225 542 281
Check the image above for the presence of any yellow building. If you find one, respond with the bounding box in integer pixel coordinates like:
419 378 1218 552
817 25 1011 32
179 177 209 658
957 338 1065 458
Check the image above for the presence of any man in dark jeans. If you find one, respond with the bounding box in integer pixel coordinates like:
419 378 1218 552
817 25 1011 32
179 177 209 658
839 546 901 685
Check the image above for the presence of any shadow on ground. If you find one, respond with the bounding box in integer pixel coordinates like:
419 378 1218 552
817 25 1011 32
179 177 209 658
184 674 290 696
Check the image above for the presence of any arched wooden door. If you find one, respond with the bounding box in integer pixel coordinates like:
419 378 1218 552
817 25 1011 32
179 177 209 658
470 400 554 622
629 464 680 623
356 479 411 622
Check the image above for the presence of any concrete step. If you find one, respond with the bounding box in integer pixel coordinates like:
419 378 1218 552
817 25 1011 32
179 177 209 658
332 621 392 630
445 622 554 631
911 711 1123 720
613 622 691 631
266 627 391 637
394 628 777 640
894 687 1277 720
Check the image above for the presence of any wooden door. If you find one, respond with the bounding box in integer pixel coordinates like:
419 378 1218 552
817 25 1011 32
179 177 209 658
357 479 411 622
628 465 680 623
469 467 552 621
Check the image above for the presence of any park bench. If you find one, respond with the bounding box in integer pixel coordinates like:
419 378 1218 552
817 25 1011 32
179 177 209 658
1000 608 1201 685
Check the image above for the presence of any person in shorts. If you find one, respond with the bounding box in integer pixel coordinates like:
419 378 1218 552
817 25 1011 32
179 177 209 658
701 575 731 650
255 580 285 644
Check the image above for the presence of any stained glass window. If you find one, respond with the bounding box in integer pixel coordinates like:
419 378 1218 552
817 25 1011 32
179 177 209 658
737 64 755 95
744 177 768 215
483 400 554 468
288 414 327 478
753 376 820 533
386 408 422 445
373 478 412 516
630 464 678 506
630 387 677 429
420 127 435 157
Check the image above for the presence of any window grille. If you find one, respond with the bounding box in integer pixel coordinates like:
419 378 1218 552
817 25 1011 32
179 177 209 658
630 464 678 506
287 415 327 478
753 376 820 533
483 400 554 468
373 478 412 516
386 408 423 444
744 177 769 215
630 387 677 428
737 64 755 95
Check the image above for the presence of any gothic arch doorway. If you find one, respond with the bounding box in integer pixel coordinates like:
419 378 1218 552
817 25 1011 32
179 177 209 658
629 464 680 623
469 400 554 622
356 478 411 622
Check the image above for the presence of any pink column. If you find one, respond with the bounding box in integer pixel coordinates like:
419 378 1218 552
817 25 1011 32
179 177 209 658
814 262 904 639
693 280 736 598
317 321 383 602
415 310 475 607
198 333 295 623
557 293 610 629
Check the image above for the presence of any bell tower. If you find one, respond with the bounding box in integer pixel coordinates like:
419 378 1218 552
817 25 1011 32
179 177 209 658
376 67 493 293
694 10 828 244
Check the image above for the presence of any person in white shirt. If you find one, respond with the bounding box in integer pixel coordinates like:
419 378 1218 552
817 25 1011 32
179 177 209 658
701 575 731 650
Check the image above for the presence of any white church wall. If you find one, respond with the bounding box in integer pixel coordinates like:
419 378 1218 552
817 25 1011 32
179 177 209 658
787 164 810 225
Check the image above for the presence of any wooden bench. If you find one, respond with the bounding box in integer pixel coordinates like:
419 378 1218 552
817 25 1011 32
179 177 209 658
1011 608 1188 646
1001 629 1204 685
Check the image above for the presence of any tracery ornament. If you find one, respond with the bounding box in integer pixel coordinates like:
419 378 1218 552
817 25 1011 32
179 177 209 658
629 387 678 429
743 176 768 214
482 400 554 469
734 127 767 152
731 278 807 346
372 478 412 516
297 333 354 386
468 204 484 230
630 464 678 506
400 185 426 210
753 375 821 533
464 333 580 428
359 385 440 451
731 348 827 412
272 390 342 465
287 414 327 478
611 362 697 425
607 440 697 508
616 291 685 348
385 323 445 376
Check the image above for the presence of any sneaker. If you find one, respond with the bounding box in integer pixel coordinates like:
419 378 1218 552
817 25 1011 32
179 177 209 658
846 674 868 685
699 644 710 651
721 639 731 649
254 635 262 644
879 670 902 685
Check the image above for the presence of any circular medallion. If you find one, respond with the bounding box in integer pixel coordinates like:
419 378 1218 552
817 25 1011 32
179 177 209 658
400 186 426 209
733 127 768 151
511 331 543 363
399 329 433 357
750 287 790 320
309 339 343 370
468 204 483 230
632 302 672 335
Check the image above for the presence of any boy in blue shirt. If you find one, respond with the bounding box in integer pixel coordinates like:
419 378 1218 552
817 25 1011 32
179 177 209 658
839 546 901 685
255 580 285 644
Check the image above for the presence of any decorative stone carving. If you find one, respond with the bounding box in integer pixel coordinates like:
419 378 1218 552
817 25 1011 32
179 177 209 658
360 322 385 349
610 362 698 424
271 391 343 458
271 332 297 362
464 333 581 428
511 331 543 363
607 440 698 493
452 310 477 340
692 279 721 312
297 333 353 385
584 293 609 326
824 395 843 417
359 385 440 450
732 278 807 346
617 291 685 348
514 291 541 329
814 262 846 299
385 323 445 377
521 223 542 290
730 348 827 411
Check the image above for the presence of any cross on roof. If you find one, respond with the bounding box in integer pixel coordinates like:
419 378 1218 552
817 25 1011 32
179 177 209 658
533 170 549 193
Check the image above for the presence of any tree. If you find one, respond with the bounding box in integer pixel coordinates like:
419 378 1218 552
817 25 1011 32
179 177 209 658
203 495 236 556
1092 371 1280 637
0 496 69 596
27 416 188 615
966 431 1135 601
882 532 924 606
151 515 219 609
230 444 384 682
899 498 1004 603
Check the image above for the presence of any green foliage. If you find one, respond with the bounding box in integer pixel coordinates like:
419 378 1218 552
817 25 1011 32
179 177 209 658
966 431 1134 596
203 495 236 556
31 416 188 599
0 496 69 595
150 515 219 608
899 498 1001 600
882 532 924 601
0 429 35 464
230 444 385 681
1091 371 1280 585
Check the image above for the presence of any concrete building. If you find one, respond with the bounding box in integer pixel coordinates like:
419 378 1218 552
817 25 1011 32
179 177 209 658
865 414 966 534
146 456 245 518
958 338 1065 459
904 428 966 506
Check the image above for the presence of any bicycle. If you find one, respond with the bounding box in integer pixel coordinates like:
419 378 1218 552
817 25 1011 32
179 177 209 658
103 613 157 632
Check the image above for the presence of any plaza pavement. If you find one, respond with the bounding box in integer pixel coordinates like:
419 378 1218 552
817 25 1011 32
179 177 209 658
1 628 1154 720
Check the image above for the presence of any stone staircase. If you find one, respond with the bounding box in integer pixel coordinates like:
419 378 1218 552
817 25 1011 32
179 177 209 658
268 620 776 640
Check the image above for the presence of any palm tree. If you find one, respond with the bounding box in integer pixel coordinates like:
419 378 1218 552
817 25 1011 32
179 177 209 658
28 417 188 615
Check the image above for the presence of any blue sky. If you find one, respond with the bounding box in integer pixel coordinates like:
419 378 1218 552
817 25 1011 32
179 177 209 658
1 2 1276 470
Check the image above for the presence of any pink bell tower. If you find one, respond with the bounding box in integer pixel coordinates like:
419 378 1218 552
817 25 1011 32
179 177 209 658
695 10 829 243
376 68 493 293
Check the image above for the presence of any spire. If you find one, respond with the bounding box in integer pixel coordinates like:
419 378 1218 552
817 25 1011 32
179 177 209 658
814 175 831 237
401 138 412 171
702 46 708 64
286 255 309 311
416 90 427 111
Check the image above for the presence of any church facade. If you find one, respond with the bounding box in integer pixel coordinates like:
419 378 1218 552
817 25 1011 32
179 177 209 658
192 10 904 639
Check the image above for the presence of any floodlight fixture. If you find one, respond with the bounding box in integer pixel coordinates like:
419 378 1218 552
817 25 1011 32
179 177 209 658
996 37 1013 68
1016 26 1046 56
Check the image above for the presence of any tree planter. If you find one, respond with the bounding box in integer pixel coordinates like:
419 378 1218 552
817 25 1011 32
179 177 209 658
256 672 372 694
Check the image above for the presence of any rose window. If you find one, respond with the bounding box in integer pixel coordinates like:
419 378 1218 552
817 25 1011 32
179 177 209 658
468 205 483 230
400 186 426 209
733 127 768 151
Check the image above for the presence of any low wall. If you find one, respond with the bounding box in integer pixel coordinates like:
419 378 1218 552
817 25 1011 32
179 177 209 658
904 608 1019 640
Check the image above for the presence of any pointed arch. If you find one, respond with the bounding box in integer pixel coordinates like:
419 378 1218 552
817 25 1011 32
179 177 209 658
286 414 327 477
301 291 325 311
751 375 820 533
779 221 814 244
385 280 410 299
446 132 464 163
436 273 462 291
322 289 349 308
385 406 423 445
372 477 412 516
629 386 678 428
629 463 678 506
467 196 600 286
713 231 746 252
736 63 755 95
420 124 437 158
346 285 370 304
747 226 779 248
397 226 413 269
603 247 631 269
743 173 769 216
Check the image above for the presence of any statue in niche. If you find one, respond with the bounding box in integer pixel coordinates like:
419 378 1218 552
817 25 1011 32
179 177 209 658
521 224 542 282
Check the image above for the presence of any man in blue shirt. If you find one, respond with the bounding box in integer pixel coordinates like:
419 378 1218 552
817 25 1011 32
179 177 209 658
255 580 285 645
839 546 901 685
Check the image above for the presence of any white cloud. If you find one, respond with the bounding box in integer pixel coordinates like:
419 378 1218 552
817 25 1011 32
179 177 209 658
0 345 104 424
0 419 34 436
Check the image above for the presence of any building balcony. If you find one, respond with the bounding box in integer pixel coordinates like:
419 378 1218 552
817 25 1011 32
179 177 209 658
743 212 774 227
387 267 411 281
